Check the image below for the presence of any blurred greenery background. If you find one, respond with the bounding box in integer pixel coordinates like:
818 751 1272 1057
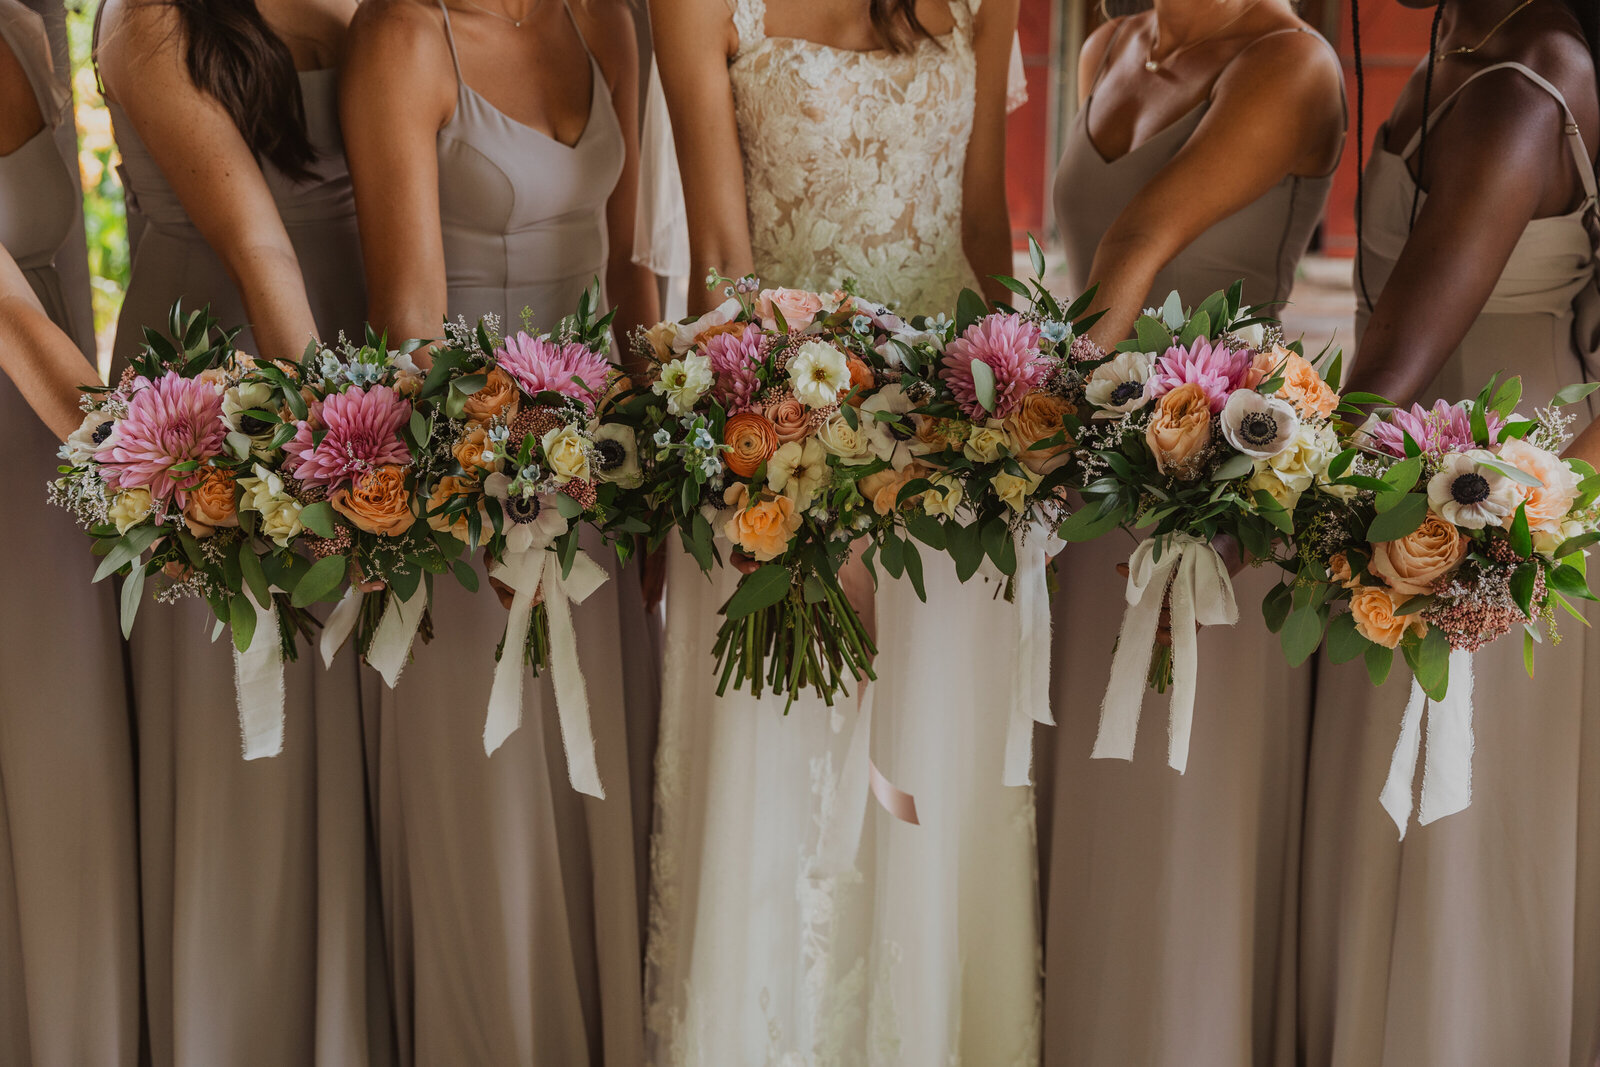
66 2 127 351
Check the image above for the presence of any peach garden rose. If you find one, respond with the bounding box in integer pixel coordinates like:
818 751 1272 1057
182 466 239 538
1146 382 1212 478
461 368 520 425
1348 584 1427 649
331 465 415 536
722 483 803 562
1368 511 1468 596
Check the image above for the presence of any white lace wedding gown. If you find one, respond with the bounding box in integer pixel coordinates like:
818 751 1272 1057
644 2 1041 1063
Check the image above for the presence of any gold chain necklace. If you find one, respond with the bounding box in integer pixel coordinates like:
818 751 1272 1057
1145 0 1268 73
1436 0 1540 60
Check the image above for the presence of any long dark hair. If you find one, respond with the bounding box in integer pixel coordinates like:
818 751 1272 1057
873 0 938 51
171 0 317 180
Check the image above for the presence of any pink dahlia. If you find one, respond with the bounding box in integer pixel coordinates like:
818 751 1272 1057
1368 399 1504 459
939 314 1049 420
1148 339 1253 413
95 371 226 505
704 323 766 413
284 384 412 488
496 332 611 414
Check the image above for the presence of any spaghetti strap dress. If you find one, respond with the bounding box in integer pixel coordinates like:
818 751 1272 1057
103 51 392 1066
1299 62 1600 1067
0 2 140 1062
1040 23 1342 1066
362 5 651 1063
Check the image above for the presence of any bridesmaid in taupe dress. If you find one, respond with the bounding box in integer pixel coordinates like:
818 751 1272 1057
342 1 658 1061
0 3 140 1061
1039 2 1343 1063
96 1 390 1062
1300 1 1600 1062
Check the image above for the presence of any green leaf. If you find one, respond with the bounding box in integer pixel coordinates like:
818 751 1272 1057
1366 493 1429 543
1510 503 1533 559
1478 457 1546 488
1549 563 1597 600
1210 452 1255 482
1364 643 1394 687
239 544 271 607
119 561 147 638
880 534 905 578
1552 381 1600 407
904 511 947 550
1160 291 1185 330
291 553 347 608
1261 582 1293 633
1525 628 1537 676
1382 456 1423 494
299 501 337 539
1491 376 1523 419
1133 315 1172 355
1342 390 1398 407
723 563 793 619
1510 560 1539 617
955 288 989 334
968 359 998 414
1554 530 1600 558
1058 502 1124 543
1405 627 1452 699
902 538 927 600
946 520 985 582
230 592 257 653
1280 605 1325 668
689 511 715 573
1028 234 1046 279
1326 610 1369 664
554 492 583 519
93 523 165 583
1177 310 1210 347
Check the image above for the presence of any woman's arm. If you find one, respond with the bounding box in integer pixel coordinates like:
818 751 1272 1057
1079 29 1343 348
0 249 103 441
340 0 457 350
1565 415 1600 468
1345 74 1580 403
96 0 317 362
649 0 751 314
961 0 1020 306
584 0 660 373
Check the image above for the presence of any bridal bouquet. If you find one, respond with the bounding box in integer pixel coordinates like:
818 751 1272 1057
1061 286 1345 771
626 274 909 708
1275 378 1600 832
414 291 643 788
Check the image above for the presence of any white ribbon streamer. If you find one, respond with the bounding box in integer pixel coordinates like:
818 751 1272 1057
320 586 363 668
1379 650 1475 838
1003 526 1062 786
484 547 610 799
233 585 285 760
1094 534 1238 773
366 585 428 688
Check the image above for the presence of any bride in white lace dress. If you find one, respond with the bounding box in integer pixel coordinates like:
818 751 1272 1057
645 0 1038 1062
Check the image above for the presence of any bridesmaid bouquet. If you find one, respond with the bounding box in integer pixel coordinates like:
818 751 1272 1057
625 274 910 709
1062 285 1345 771
414 292 644 787
1273 377 1600 832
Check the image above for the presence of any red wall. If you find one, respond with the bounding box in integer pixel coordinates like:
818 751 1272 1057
1007 0 1054 246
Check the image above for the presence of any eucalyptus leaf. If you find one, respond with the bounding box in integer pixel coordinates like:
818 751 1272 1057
969 359 998 414
239 545 271 607
1552 381 1600 407
1325 610 1368 664
1280 606 1325 668
119 561 147 638
1364 643 1394 686
291 553 347 609
230 592 257 653
722 564 792 619
1366 494 1429 543
299 501 337 539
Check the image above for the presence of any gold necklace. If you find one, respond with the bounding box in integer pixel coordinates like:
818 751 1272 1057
1144 0 1268 73
1436 0 1540 60
454 0 537 28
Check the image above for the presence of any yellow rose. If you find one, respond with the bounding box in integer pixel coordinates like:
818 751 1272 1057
962 421 1014 464
722 483 803 562
817 410 874 463
994 466 1043 514
1248 465 1303 511
109 488 154 534
1146 384 1212 479
1369 512 1468 596
921 472 965 518
1348 584 1427 650
541 424 592 484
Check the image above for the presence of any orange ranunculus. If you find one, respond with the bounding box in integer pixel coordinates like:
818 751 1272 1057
331 465 415 536
1005 391 1076 474
453 424 502 476
724 411 779 478
722 483 802 562
183 466 239 538
1369 512 1468 596
424 474 480 541
461 367 520 425
1146 383 1212 478
1348 584 1427 649
844 357 874 404
764 394 812 444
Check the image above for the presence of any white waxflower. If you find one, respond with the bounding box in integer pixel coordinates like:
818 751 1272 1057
653 354 714 416
786 341 851 408
1427 450 1522 530
1220 389 1299 459
1084 350 1155 417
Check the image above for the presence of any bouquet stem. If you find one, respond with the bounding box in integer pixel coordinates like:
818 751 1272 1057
712 570 878 712
1147 643 1173 693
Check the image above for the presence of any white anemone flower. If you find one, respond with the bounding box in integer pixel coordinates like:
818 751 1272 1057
485 473 570 553
787 341 852 408
61 410 116 465
1084 350 1155 417
591 423 642 488
1220 389 1299 459
1426 450 1522 530
858 383 916 469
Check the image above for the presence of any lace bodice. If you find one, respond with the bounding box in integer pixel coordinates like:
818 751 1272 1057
728 0 982 316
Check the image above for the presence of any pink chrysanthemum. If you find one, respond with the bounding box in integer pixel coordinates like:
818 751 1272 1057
939 314 1049 420
1367 399 1504 458
283 384 412 488
704 323 766 413
496 332 611 414
95 371 226 505
1148 338 1253 412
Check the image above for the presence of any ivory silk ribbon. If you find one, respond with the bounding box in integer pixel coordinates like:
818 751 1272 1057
233 585 286 760
366 585 428 688
484 547 610 798
320 586 363 668
1379 650 1475 838
1094 534 1238 773
1003 528 1061 787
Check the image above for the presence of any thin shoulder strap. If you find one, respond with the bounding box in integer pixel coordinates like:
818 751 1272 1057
1401 60 1598 201
1 1 69 122
557 0 598 67
436 0 464 83
1218 27 1349 163
1088 18 1130 96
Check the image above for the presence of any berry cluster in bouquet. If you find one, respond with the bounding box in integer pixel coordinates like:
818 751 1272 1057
1059 284 1345 771
1276 377 1600 832
413 288 644 781
624 273 912 708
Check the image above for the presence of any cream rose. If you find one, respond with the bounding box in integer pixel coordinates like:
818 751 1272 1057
108 487 154 534
817 410 875 464
1369 511 1468 596
962 421 1014 464
921 472 965 518
541 424 593 483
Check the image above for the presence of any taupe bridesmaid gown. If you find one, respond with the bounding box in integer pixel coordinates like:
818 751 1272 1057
104 54 392 1065
363 6 652 1063
0 3 140 1062
1039 24 1340 1066
1299 62 1600 1067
